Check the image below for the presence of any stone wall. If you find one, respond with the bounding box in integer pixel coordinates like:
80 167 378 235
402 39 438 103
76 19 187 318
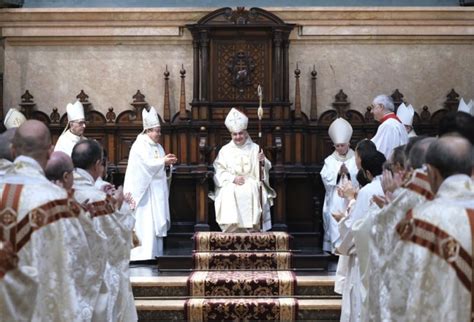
1 7 473 119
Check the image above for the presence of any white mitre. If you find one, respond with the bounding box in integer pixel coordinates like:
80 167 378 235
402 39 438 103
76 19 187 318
458 98 474 116
143 106 161 130
3 108 26 129
225 108 248 133
66 100 85 122
328 117 352 144
396 103 415 126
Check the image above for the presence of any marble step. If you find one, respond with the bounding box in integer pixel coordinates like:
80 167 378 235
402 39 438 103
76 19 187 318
135 298 341 321
131 275 339 298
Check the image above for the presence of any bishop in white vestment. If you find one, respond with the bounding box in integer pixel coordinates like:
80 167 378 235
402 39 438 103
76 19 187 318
54 100 86 156
124 106 176 260
321 117 358 253
396 103 417 138
212 108 276 232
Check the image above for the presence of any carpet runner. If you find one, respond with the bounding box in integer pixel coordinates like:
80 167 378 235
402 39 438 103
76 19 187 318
186 232 298 321
193 251 292 270
185 298 298 322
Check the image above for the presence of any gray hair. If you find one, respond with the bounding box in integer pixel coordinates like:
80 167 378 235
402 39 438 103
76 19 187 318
373 95 395 112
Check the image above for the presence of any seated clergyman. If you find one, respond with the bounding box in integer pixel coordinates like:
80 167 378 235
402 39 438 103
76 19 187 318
211 108 276 233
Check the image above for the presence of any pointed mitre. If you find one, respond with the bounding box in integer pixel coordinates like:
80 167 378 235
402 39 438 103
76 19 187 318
458 98 474 116
66 100 85 122
142 106 161 130
3 108 26 129
396 103 415 126
328 117 352 144
225 108 248 133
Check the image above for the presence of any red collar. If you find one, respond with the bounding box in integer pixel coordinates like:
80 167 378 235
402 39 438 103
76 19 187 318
380 113 401 123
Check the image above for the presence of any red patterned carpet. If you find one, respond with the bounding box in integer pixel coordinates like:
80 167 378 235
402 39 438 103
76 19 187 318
186 232 298 321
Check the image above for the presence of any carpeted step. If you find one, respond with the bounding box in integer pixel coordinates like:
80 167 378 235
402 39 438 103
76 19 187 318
132 275 339 298
188 270 296 297
135 298 341 322
194 231 292 252
193 251 292 270
186 297 298 321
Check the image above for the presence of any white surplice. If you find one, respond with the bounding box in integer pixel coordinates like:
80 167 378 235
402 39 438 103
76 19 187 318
0 156 103 322
382 174 474 322
371 116 408 159
123 133 170 260
212 137 276 232
337 176 383 322
73 168 137 322
54 129 85 156
320 149 358 252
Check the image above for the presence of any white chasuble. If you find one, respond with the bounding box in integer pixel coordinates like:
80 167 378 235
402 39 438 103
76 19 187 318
320 149 358 252
53 129 84 156
383 174 474 322
73 168 136 322
0 156 102 322
124 133 170 260
212 137 276 232
367 169 433 321
371 117 408 159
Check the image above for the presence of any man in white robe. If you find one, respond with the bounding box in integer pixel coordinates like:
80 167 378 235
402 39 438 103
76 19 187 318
384 136 474 321
396 102 417 137
366 137 435 321
321 117 358 253
72 139 137 322
0 120 103 321
124 106 177 260
337 150 386 322
370 94 408 159
212 108 276 232
54 100 86 155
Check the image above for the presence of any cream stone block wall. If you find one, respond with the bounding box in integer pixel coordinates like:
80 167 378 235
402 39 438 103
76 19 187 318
1 7 474 119
4 43 193 118
289 42 474 116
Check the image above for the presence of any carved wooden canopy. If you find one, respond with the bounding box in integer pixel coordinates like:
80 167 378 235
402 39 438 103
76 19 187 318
186 7 295 121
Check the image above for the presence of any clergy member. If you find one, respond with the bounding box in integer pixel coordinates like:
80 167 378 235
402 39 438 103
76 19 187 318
0 120 102 321
396 102 417 137
212 107 276 232
54 100 86 155
124 106 177 260
370 95 408 159
321 117 358 253
72 139 137 322
386 136 474 321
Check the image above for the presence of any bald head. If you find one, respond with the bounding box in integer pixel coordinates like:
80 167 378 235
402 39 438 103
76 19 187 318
0 128 16 161
426 136 472 180
11 120 52 169
45 151 74 190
